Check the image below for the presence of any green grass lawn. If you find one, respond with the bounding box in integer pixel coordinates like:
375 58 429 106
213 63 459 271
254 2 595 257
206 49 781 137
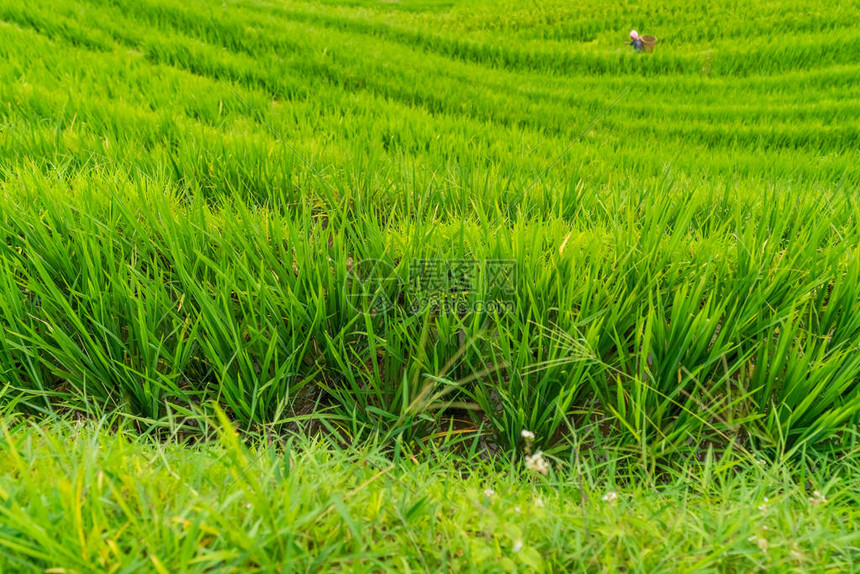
1 0 860 569
3 414 860 572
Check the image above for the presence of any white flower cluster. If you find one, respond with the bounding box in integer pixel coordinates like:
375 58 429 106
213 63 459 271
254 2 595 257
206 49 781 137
525 451 549 475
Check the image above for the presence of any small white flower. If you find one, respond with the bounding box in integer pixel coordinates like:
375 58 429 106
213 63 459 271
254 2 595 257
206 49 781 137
602 492 618 503
514 506 521 513
747 535 769 552
521 429 536 441
484 488 495 497
525 451 549 475
534 498 544 508
512 540 523 553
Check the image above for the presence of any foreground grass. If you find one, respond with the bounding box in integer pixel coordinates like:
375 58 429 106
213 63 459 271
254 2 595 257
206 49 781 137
1 415 860 572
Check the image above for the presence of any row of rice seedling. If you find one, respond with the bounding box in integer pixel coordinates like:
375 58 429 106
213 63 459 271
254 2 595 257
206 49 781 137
2 9 854 201
11 0 856 163
2 162 859 460
144 0 858 77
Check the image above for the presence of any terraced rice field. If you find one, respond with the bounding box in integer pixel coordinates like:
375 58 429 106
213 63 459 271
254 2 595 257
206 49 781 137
2 0 860 457
3 0 860 570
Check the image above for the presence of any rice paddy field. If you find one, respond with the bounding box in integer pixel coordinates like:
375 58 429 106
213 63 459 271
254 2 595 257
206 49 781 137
2 0 860 570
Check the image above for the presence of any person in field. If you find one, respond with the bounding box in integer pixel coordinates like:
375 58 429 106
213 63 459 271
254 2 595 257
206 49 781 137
627 30 643 52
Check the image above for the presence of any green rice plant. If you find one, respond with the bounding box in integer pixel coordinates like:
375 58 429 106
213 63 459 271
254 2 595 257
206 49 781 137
1 0 859 464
